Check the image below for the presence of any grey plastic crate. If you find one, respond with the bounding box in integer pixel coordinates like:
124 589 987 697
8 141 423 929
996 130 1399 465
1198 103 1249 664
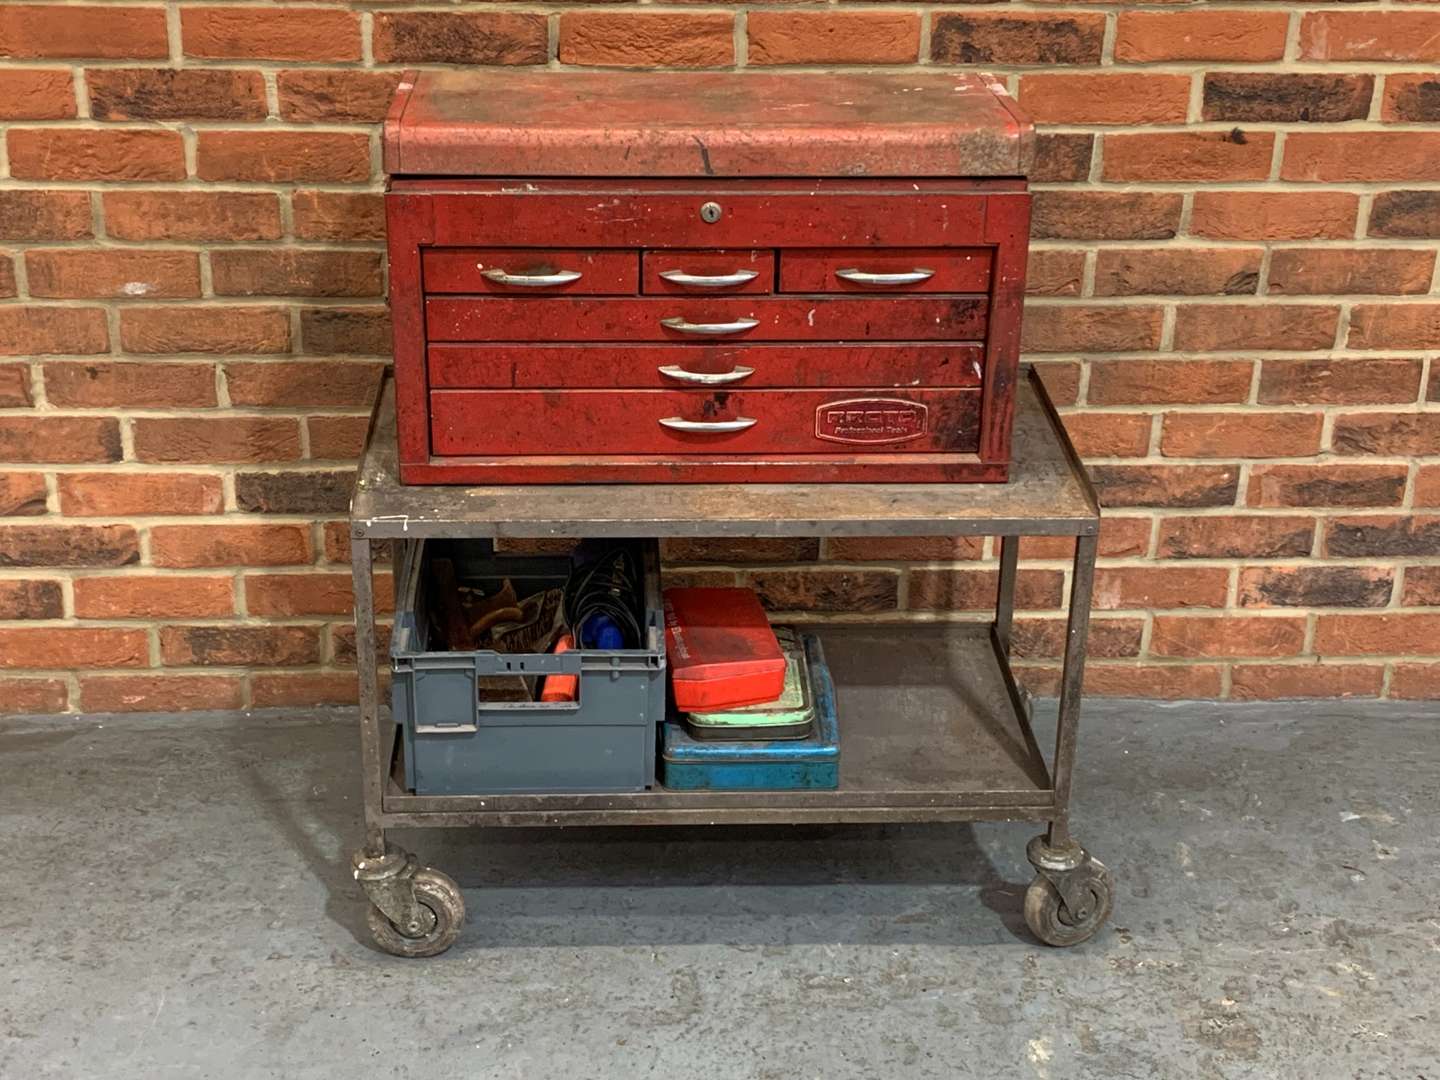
391 539 665 795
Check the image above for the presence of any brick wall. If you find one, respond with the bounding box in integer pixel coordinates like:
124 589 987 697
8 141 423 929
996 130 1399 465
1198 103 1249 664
1 2 1438 713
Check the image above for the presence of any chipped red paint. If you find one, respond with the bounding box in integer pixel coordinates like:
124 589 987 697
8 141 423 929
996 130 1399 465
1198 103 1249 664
384 69 1032 484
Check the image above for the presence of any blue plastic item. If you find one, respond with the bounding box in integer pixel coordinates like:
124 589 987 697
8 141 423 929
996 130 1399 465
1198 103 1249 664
582 613 625 650
660 633 839 791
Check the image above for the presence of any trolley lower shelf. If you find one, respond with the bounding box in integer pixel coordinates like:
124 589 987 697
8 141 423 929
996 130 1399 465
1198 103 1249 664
381 623 1053 827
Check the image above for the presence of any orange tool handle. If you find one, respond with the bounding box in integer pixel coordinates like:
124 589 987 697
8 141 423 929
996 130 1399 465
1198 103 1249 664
539 634 579 703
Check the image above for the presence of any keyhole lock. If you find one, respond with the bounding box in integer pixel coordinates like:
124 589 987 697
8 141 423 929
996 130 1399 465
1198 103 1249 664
699 201 722 224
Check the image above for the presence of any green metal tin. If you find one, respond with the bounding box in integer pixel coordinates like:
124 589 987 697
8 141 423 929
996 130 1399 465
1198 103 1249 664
684 627 813 741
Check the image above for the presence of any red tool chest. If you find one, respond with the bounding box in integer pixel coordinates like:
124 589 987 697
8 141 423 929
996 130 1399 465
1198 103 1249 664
383 70 1033 484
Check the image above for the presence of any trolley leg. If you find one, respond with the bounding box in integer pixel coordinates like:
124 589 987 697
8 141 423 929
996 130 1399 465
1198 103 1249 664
994 533 1020 657
350 531 386 856
1022 531 1113 947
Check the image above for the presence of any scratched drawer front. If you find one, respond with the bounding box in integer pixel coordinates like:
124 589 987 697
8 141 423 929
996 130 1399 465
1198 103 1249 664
429 343 985 389
430 389 980 456
641 250 774 294
424 296 989 343
778 248 993 294
422 248 638 294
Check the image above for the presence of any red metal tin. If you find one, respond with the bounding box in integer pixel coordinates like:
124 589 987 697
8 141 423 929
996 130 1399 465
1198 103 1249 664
663 588 786 712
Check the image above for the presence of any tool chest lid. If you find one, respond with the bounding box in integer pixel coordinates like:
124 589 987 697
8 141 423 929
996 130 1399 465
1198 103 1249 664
384 70 1033 179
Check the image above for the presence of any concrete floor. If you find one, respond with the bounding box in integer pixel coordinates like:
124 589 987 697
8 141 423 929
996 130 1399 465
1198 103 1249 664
2 700 1438 1079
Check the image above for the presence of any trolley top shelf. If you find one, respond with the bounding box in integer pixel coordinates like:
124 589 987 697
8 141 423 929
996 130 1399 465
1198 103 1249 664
350 367 1099 540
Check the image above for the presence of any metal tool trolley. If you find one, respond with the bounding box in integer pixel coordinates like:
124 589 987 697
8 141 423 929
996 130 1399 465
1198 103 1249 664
348 367 1111 957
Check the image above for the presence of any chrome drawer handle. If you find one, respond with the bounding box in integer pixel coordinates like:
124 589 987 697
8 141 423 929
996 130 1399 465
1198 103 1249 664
659 269 759 289
658 365 755 386
660 316 760 336
835 268 935 286
479 268 582 287
658 416 757 434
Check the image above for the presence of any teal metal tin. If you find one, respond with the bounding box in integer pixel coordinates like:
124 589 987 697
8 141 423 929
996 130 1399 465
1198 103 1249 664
685 627 814 741
661 633 839 791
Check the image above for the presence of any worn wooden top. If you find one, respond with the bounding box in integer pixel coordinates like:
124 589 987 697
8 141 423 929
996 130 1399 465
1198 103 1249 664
384 70 1033 179
350 369 1097 540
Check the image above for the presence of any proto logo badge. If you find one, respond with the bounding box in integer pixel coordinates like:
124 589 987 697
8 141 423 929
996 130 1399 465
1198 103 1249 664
815 398 929 445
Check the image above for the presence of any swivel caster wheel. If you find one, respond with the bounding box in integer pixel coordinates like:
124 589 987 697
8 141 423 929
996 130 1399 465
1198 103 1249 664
1023 835 1113 947
353 848 466 958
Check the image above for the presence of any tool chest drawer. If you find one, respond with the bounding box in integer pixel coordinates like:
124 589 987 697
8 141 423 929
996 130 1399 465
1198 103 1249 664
383 69 1033 484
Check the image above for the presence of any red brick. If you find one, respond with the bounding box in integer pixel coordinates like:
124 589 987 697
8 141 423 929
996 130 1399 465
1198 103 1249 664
1390 665 1440 700
0 417 119 463
0 523 138 566
250 672 358 708
1258 359 1422 406
1300 11 1440 62
748 12 919 64
1369 191 1440 239
0 306 107 357
80 675 244 713
1026 250 1084 297
1115 11 1289 62
299 307 390 356
1402 566 1440 607
825 537 984 562
87 68 266 121
1018 517 1152 560
26 250 200 300
1332 413 1440 457
1325 516 1440 558
1013 617 1143 660
196 131 370 184
1103 132 1274 183
160 625 320 667
1161 412 1323 459
931 12 1104 65
1316 614 1440 656
119 306 289 355
1230 664 1384 701
1084 663 1224 700
1191 192 1359 241
0 472 48 517
1061 412 1152 458
1089 360 1253 405
747 569 898 613
0 627 148 669
1094 567 1228 610
1284 133 1440 183
0 68 76 119
374 11 549 65
276 70 402 124
7 128 184 182
1031 134 1093 184
1418 467 1440 508
181 7 361 61
560 13 734 67
43 361 217 409
1035 362 1080 406
1383 74 1440 124
0 191 89 242
74 575 234 619
1151 616 1305 659
1091 465 1239 509
908 568 1064 611
306 416 372 460
224 361 383 409
104 191 282 242
1269 249 1434 296
0 679 68 714
1032 192 1182 241
245 573 364 616
0 5 168 59
1021 305 1163 353
1203 73 1374 124
1021 74 1189 125
151 525 311 568
1158 516 1314 559
235 471 349 515
0 580 63 620
1348 305 1440 350
1094 249 1261 298
58 472 223 517
0 363 29 405
132 417 303 465
1172 305 1340 352
1247 464 1408 509
210 250 383 298
1239 566 1392 609
291 192 385 243
661 538 819 563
